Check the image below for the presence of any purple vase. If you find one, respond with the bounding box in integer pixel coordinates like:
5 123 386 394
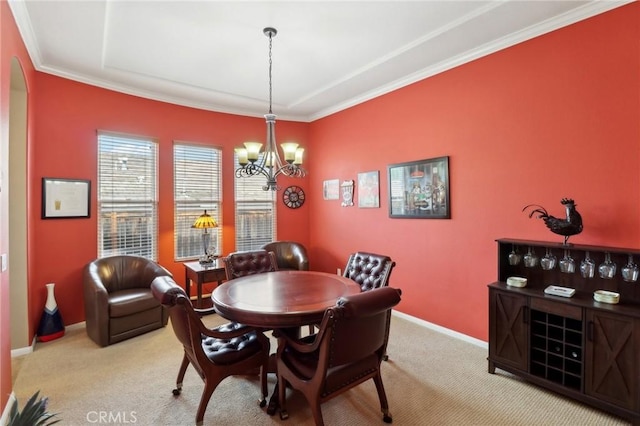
37 283 65 342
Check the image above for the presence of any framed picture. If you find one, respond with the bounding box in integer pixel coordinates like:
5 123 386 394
358 171 380 208
42 177 91 219
387 156 450 219
323 179 340 200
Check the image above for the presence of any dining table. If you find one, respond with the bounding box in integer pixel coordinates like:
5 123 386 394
211 270 361 414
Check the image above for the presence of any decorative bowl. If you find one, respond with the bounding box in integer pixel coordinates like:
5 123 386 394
506 277 527 288
593 290 620 304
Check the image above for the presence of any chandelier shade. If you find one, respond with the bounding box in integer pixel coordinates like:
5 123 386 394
234 27 306 191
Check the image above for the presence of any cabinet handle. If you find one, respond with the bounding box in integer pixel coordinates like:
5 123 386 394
587 321 594 342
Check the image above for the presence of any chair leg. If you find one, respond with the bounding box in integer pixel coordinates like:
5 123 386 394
278 378 288 420
195 378 220 426
173 353 190 395
259 364 268 407
308 399 325 426
373 373 392 423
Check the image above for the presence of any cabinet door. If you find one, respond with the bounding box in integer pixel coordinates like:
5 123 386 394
585 309 639 411
489 289 528 371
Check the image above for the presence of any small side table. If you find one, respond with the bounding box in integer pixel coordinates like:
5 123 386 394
183 259 226 309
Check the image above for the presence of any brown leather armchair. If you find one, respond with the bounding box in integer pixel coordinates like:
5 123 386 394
83 255 171 347
223 249 278 280
276 286 402 425
151 276 270 426
261 241 309 271
343 251 396 292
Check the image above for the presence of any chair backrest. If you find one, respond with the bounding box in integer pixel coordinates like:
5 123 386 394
261 241 309 271
343 252 396 292
321 287 402 368
87 255 172 293
223 249 278 280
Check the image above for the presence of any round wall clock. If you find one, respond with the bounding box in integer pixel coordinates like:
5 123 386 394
283 185 305 209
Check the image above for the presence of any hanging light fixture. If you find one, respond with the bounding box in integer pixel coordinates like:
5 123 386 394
234 27 306 191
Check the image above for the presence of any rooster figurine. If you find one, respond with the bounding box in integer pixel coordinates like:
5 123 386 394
523 198 583 246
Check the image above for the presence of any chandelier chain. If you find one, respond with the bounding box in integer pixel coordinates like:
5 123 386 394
268 32 273 114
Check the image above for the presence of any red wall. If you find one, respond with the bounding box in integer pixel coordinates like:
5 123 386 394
28 76 310 332
307 3 639 340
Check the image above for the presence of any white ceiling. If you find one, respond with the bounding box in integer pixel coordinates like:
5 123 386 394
8 1 631 122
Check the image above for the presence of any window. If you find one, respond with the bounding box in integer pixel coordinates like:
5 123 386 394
174 143 222 261
234 154 276 251
97 132 158 259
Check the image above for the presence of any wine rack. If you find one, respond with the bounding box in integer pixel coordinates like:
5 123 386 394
530 309 583 390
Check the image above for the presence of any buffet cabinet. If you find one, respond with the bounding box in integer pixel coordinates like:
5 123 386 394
488 238 640 423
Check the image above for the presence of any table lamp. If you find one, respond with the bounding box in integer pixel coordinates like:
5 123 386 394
191 210 218 264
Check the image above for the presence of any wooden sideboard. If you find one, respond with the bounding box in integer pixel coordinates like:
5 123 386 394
488 238 640 423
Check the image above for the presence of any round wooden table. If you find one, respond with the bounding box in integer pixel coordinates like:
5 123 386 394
212 270 361 328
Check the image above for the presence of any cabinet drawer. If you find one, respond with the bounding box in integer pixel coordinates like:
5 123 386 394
531 298 582 320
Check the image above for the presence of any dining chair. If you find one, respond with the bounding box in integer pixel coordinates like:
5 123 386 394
342 251 396 360
276 286 402 425
261 241 309 271
151 276 270 426
343 251 396 292
223 249 279 280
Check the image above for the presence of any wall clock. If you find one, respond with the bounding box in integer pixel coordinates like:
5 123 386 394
283 185 305 209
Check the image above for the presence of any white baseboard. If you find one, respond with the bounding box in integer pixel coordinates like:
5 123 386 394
11 322 86 358
1 392 16 425
392 310 488 349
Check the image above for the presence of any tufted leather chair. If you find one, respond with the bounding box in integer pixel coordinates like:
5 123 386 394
151 276 270 426
276 286 402 425
223 249 279 281
260 241 309 271
343 251 396 292
83 255 172 347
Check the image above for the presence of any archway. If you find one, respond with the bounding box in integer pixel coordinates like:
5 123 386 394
9 57 29 351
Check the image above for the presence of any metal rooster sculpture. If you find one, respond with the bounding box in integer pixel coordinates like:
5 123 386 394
523 198 583 246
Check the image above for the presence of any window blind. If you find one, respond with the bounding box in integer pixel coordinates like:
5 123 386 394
234 153 276 251
174 143 222 260
97 132 158 260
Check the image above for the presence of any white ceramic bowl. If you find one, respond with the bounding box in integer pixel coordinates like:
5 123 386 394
506 277 527 288
593 290 620 304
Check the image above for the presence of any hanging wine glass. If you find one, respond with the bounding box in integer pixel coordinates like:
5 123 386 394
621 254 639 282
559 249 575 273
541 247 557 271
508 244 522 266
580 251 595 279
524 247 538 268
598 252 616 279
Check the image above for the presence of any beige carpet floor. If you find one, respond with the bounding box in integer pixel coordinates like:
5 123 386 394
12 314 629 425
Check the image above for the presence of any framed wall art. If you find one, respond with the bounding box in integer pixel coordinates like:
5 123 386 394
387 156 450 219
42 177 91 219
341 180 354 207
357 170 380 208
323 179 340 200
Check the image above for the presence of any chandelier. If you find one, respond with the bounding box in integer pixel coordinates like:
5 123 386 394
234 27 306 191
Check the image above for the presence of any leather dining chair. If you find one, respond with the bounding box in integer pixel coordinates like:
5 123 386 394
276 286 402 425
151 276 270 426
343 251 396 292
223 249 278 280
260 241 309 271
